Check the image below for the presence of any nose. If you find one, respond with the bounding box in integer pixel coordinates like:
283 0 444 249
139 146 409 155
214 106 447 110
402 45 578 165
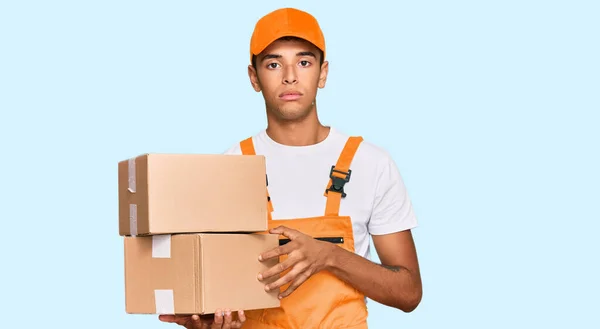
283 67 298 84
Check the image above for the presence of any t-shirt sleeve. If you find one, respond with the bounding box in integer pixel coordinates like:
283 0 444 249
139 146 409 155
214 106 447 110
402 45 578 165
368 152 418 235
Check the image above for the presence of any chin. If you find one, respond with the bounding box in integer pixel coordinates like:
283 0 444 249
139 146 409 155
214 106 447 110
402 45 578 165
275 108 311 121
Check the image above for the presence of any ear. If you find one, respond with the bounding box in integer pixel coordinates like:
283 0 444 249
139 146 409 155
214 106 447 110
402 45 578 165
248 65 262 92
318 61 329 89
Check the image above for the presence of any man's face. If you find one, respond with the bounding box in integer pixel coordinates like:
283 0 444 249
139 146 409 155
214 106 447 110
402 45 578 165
248 38 328 122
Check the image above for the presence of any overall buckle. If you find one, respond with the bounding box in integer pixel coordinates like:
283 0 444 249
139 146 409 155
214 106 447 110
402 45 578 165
326 165 352 198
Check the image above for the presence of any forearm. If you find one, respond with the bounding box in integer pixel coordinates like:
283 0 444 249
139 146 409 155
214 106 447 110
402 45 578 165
324 245 422 312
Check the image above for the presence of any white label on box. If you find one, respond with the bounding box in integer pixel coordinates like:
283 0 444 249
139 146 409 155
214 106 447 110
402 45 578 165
128 158 136 193
152 235 171 258
129 204 138 236
154 289 174 314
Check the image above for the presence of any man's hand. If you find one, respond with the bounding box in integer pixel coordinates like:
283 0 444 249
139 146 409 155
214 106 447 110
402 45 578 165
158 309 246 329
258 226 334 298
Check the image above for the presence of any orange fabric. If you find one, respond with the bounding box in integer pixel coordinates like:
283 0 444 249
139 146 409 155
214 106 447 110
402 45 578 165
240 136 256 155
240 137 274 221
239 136 368 329
249 8 326 63
323 136 363 216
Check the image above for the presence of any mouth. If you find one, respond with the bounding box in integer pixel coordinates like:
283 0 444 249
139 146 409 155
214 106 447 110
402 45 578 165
279 91 303 101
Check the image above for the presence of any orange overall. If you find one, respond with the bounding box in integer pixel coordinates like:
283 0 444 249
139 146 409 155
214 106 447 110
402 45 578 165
239 136 369 329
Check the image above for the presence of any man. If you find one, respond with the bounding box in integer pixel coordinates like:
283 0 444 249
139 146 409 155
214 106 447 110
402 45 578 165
159 7 422 329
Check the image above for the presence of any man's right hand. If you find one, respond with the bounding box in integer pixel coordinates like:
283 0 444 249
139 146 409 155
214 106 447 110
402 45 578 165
158 309 246 329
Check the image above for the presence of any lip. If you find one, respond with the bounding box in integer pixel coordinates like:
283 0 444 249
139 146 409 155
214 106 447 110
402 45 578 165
279 90 303 101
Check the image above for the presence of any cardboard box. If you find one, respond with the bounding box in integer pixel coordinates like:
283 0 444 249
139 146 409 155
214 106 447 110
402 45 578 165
124 233 281 315
118 154 268 236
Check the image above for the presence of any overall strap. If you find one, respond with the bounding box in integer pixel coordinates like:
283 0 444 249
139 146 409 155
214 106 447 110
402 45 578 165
324 136 364 216
240 137 274 221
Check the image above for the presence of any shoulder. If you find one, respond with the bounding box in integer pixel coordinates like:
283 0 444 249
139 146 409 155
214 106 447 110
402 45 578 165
221 131 265 155
334 129 399 175
347 136 418 235
337 131 409 200
356 139 395 164
222 143 242 155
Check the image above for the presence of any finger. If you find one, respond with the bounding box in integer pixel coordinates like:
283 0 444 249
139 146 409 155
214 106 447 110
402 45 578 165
174 315 193 327
227 310 245 329
158 314 175 322
259 241 297 261
161 315 190 326
211 309 223 329
221 309 232 329
258 256 296 281
279 270 312 298
269 225 299 239
265 264 307 292
191 314 203 329
237 310 246 323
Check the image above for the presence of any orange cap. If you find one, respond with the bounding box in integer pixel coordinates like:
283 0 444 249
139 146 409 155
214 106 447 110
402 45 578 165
249 8 326 63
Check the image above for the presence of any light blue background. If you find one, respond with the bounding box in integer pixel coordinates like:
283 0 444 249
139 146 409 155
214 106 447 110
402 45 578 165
1 0 598 328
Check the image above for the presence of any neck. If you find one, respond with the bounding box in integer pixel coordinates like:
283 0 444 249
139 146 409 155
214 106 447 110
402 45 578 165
265 107 330 146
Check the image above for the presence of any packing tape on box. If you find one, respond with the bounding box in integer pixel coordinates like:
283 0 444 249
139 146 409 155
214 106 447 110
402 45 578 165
154 289 175 314
128 157 138 236
153 237 173 313
152 235 171 258
129 204 138 236
128 158 136 193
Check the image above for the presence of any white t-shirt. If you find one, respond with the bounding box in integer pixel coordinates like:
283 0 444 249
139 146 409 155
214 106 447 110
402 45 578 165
223 127 417 260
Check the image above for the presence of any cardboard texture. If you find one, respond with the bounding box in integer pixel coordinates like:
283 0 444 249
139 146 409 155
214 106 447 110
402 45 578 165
124 233 281 315
118 154 268 236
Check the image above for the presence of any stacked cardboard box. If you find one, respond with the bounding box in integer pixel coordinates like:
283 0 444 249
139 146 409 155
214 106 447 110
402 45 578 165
118 153 281 315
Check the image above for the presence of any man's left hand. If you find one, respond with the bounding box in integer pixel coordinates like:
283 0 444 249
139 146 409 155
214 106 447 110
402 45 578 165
257 226 335 298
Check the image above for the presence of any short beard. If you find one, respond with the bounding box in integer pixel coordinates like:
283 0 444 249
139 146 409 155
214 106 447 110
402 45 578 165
266 100 315 123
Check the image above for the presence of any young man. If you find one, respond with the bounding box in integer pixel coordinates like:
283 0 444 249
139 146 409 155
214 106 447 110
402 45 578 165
159 7 422 329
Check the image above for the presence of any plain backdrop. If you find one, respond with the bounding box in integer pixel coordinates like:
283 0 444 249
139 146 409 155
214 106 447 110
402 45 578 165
0 1 598 328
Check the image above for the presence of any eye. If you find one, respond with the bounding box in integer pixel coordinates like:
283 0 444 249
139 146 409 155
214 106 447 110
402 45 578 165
299 60 311 67
267 63 280 69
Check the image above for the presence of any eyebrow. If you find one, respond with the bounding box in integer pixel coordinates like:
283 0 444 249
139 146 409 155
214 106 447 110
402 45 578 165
260 51 317 62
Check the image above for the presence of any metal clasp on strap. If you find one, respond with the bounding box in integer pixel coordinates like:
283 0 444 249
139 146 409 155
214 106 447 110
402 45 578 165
326 165 352 198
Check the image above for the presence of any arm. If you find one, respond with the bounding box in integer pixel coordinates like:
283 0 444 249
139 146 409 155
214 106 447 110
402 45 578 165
259 149 422 311
327 149 422 311
325 229 422 312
